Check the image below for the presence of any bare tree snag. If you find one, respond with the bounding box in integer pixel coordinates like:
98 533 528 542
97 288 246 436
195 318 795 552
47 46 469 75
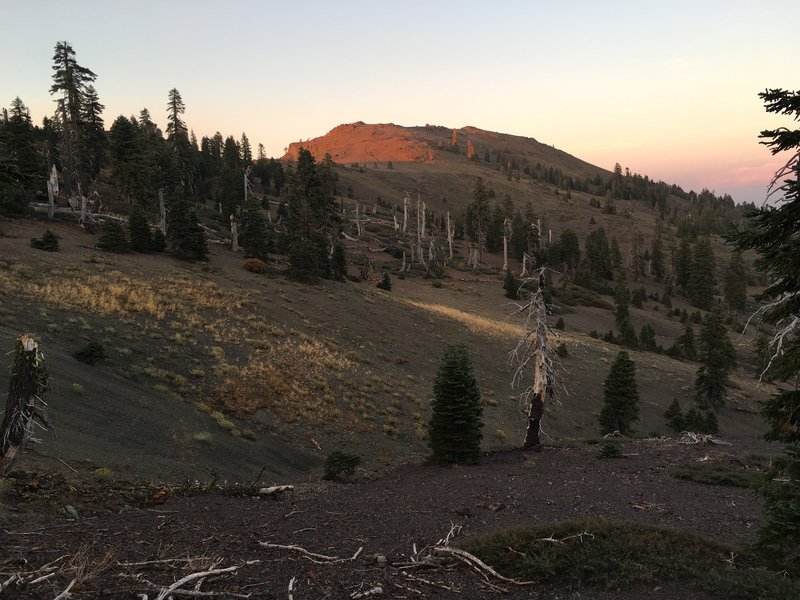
1 336 50 475
502 218 511 272
509 268 555 449
230 215 239 252
402 193 409 234
446 211 453 260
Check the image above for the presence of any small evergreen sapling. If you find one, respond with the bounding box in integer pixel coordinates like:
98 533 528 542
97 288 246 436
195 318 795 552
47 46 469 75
599 351 639 435
427 344 483 464
30 230 59 252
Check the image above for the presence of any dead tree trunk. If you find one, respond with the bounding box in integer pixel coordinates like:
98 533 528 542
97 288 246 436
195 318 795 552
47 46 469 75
1 336 50 475
402 193 409 234
510 268 555 450
502 218 511 272
230 215 239 252
446 211 453 260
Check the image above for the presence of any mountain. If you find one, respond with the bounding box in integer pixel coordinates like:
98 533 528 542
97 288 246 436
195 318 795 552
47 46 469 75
284 121 608 179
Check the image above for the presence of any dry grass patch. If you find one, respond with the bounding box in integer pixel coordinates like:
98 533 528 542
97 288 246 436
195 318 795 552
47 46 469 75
213 337 360 427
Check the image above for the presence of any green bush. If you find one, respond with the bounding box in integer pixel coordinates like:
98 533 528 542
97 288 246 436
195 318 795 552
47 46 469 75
597 440 623 459
323 451 361 481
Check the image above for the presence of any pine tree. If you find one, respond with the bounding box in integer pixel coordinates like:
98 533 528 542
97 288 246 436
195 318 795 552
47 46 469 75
730 88 800 573
651 231 665 281
694 309 736 409
599 351 639 435
428 344 483 464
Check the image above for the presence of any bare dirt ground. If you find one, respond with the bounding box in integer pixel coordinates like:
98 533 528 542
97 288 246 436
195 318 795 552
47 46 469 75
0 436 778 599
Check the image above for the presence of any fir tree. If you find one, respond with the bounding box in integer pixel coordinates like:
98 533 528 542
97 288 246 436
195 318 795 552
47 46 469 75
664 399 685 432
50 41 97 195
730 88 800 572
238 200 270 260
639 323 657 351
599 351 640 435
689 238 717 310
695 309 736 409
428 344 483 464
97 219 129 253
128 203 152 252
168 198 207 261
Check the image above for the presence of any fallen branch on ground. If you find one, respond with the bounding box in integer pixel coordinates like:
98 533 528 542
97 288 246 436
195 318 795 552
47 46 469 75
259 543 363 564
432 547 537 586
154 565 242 600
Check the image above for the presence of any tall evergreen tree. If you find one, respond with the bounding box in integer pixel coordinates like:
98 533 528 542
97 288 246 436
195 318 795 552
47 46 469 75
165 88 194 193
50 41 97 195
694 309 736 410
599 351 640 435
80 85 106 180
689 238 717 310
238 200 269 260
4 97 42 191
651 230 665 281
428 344 483 464
730 88 800 573
676 238 693 292
128 203 152 252
584 227 613 280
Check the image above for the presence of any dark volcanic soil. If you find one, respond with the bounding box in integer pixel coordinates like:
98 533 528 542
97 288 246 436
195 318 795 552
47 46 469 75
0 437 777 599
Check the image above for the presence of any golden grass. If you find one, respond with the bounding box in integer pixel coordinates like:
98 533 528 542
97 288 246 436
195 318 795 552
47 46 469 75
213 337 360 427
403 299 521 339
1 269 252 321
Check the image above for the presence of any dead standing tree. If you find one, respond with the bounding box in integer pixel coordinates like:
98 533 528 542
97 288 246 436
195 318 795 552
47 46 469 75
509 268 556 449
1 336 50 475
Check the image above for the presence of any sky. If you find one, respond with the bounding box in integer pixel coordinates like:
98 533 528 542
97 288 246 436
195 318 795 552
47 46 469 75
1 0 797 205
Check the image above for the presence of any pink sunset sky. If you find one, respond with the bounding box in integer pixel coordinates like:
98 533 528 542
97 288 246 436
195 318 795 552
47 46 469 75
1 0 796 205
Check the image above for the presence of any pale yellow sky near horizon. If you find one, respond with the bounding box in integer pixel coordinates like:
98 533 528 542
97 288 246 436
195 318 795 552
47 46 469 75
2 1 796 204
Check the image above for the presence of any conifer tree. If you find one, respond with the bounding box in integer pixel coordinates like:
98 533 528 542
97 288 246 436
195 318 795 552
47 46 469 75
428 344 483 464
730 88 800 572
664 399 685 432
50 41 97 195
503 269 519 299
694 309 736 409
599 351 639 435
689 238 717 310
97 219 129 253
238 200 269 260
128 203 152 252
722 250 748 313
